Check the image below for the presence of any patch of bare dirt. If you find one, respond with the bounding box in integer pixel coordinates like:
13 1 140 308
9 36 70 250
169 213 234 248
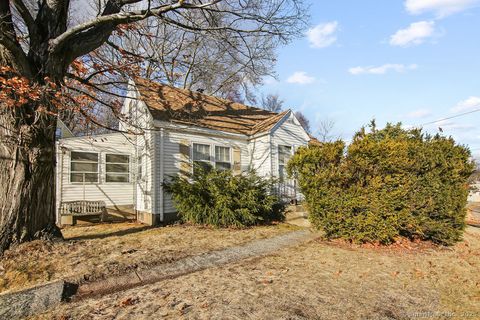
33 227 480 320
319 235 445 255
0 222 299 293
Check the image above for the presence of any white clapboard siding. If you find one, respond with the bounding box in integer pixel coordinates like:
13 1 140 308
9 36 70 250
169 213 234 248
55 133 136 220
135 130 155 213
160 128 249 215
270 112 310 178
248 134 272 178
120 90 156 214
118 80 140 133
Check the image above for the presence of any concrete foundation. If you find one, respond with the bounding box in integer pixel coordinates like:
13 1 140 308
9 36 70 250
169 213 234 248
137 211 161 226
60 215 74 225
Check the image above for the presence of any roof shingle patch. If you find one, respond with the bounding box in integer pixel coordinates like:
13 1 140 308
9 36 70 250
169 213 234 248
134 78 288 136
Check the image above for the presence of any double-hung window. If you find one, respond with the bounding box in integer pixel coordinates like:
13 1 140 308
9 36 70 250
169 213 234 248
278 145 292 181
70 152 99 183
106 154 130 183
193 143 211 173
215 146 231 170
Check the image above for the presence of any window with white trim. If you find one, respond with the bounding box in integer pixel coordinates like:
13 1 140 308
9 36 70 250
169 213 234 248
215 146 231 170
193 143 211 173
106 154 130 183
70 151 99 183
278 145 292 181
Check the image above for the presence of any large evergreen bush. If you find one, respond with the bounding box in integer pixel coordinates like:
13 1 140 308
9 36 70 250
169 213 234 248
288 122 475 245
164 166 283 227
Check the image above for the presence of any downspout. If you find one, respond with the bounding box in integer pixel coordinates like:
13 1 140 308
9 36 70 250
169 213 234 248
151 130 157 223
133 133 138 220
133 91 139 221
159 128 165 222
135 91 139 223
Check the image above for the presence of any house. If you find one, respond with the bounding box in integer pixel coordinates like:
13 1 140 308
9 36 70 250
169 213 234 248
469 184 480 202
56 118 74 139
55 78 312 226
467 171 480 224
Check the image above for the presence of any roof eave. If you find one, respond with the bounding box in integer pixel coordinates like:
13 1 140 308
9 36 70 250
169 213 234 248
249 110 292 138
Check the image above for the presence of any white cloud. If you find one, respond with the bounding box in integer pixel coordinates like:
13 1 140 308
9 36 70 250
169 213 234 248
349 64 418 75
390 21 436 47
287 72 315 85
306 22 339 48
436 120 475 131
405 0 480 17
451 96 480 113
407 109 433 118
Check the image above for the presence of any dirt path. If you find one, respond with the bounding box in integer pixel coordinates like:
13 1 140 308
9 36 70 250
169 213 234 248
73 229 317 301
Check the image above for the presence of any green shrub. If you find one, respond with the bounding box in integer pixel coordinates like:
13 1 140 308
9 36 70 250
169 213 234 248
288 122 475 245
164 165 283 227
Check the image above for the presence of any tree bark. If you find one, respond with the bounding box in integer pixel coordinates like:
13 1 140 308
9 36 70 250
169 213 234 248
0 109 62 255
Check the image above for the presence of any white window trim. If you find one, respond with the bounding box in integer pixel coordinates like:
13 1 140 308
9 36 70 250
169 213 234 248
69 151 100 184
191 143 212 173
191 142 234 173
105 153 131 184
214 145 232 170
278 145 293 180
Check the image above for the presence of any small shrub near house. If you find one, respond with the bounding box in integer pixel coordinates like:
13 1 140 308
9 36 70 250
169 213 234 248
164 166 284 227
288 122 475 245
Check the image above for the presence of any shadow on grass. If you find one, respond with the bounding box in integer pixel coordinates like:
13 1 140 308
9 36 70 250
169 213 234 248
64 224 155 241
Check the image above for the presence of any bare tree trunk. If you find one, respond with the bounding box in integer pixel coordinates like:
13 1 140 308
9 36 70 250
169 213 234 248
0 109 62 255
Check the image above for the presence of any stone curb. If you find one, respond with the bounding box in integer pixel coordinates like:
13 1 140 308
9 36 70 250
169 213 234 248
0 279 65 320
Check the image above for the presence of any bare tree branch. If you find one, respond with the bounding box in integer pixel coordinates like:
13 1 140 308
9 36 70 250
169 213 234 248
0 1 31 75
49 1 223 62
11 0 36 37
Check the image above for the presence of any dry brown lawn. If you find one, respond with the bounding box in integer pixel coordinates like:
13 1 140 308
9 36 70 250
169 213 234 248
0 222 298 294
30 226 480 320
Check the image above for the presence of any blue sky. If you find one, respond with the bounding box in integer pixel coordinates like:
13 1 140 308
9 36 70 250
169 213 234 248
260 0 480 159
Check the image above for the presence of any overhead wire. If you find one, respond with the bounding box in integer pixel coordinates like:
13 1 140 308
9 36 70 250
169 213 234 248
418 108 480 127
